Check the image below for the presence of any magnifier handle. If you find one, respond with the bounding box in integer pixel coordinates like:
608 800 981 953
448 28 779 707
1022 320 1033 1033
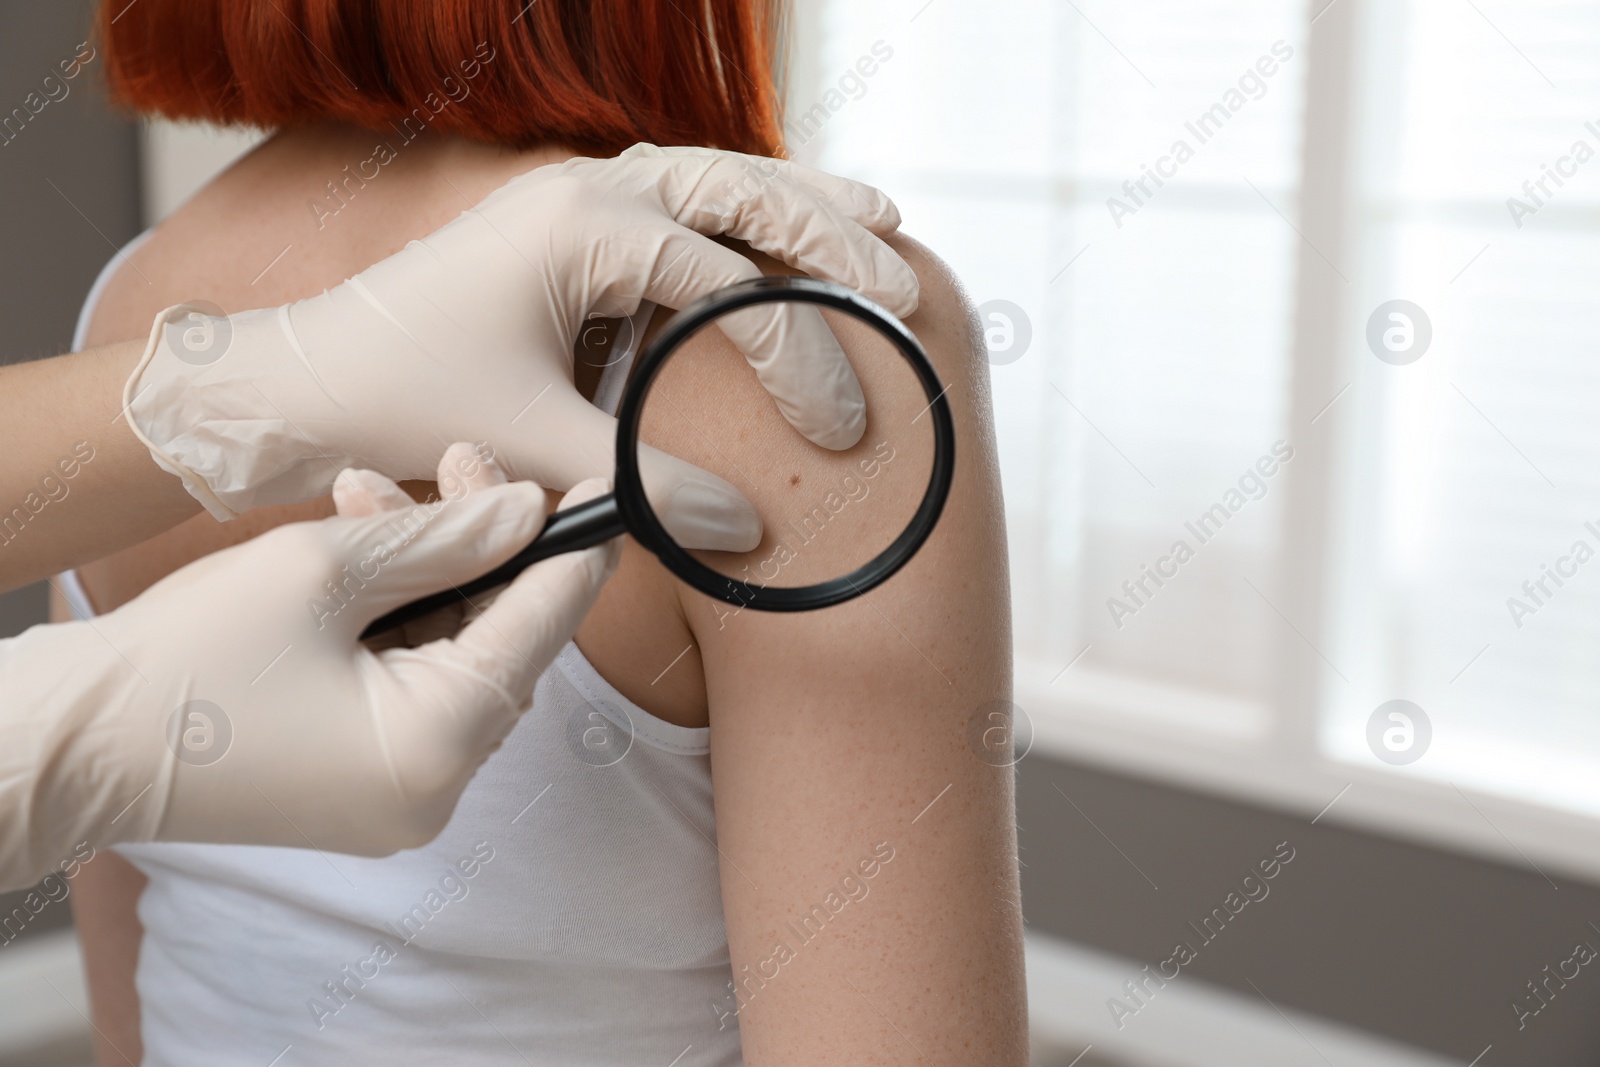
359 492 626 640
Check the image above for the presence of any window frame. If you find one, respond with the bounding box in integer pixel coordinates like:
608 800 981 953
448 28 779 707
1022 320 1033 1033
793 0 1600 885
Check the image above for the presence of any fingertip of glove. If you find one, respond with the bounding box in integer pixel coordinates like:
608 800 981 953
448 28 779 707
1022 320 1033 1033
880 259 921 320
450 478 547 539
437 442 508 497
558 476 612 510
493 479 551 520
331 466 366 497
662 477 762 552
802 402 868 452
865 194 903 235
465 483 551 566
847 245 920 321
332 467 395 516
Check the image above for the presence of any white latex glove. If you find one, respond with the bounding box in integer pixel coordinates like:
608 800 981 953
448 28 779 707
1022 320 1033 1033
124 143 919 547
0 444 616 890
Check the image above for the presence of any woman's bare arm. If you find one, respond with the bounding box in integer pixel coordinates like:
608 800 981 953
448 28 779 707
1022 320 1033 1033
638 236 1028 1063
69 851 146 1067
0 340 201 593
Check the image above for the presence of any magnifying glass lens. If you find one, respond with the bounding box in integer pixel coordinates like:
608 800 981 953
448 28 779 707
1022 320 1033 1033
632 302 936 598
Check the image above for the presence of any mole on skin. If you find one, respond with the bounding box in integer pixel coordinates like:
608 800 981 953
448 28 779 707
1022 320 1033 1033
789 473 801 487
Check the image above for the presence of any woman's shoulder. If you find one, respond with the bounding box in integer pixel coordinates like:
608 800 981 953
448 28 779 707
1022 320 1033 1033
83 132 340 349
880 230 990 407
570 227 997 727
886 231 981 335
83 128 561 348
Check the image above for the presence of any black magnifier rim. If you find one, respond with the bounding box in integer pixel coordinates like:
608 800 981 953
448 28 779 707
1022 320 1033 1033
616 275 956 612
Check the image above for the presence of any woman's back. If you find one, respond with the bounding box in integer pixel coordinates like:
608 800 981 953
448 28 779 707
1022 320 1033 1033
79 125 761 725
71 126 745 1065
75 129 571 621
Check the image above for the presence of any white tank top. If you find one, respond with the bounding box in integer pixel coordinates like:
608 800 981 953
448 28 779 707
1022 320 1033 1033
66 244 741 1066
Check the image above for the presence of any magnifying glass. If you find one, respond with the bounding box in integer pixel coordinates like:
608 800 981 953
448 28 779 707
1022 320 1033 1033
361 275 956 640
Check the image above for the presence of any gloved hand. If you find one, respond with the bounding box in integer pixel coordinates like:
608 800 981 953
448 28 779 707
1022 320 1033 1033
0 444 615 889
123 143 919 548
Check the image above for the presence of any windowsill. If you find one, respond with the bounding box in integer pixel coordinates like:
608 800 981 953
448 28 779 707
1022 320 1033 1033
1027 659 1270 741
1017 659 1600 887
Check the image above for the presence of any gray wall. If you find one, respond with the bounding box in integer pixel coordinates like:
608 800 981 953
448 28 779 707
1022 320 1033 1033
1019 754 1600 1063
0 1 139 364
0 0 140 936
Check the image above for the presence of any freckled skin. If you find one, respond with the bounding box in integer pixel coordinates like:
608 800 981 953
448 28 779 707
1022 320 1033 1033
621 239 1026 1062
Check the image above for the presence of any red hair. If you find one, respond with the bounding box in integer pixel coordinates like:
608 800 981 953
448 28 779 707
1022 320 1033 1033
97 0 785 157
